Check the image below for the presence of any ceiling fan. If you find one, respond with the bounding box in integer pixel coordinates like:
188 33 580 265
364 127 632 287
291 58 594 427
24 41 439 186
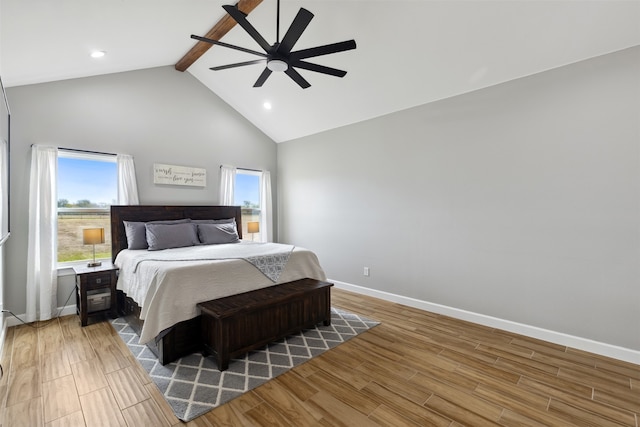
191 0 356 89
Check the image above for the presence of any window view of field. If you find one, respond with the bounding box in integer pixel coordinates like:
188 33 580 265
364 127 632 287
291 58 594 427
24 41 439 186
57 153 117 263
236 171 262 241
240 207 261 241
58 209 111 263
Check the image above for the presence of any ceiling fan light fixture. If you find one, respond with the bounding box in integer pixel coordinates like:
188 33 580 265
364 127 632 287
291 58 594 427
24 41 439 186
267 59 288 72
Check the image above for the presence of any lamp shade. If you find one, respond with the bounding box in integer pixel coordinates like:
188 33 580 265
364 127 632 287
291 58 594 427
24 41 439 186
83 228 105 245
247 222 260 234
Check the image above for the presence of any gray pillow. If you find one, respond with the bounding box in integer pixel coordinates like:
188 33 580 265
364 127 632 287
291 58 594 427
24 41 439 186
123 221 148 249
145 222 199 251
123 218 191 250
197 223 240 245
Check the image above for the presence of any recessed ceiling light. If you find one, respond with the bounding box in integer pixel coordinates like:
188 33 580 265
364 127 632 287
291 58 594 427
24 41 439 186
263 102 272 110
90 51 106 58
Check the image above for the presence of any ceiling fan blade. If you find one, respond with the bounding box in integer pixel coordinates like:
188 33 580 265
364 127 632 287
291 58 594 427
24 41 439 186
290 40 356 61
253 68 273 87
291 61 347 77
222 4 272 52
277 8 313 55
290 61 347 77
210 59 265 71
285 67 311 89
191 35 267 57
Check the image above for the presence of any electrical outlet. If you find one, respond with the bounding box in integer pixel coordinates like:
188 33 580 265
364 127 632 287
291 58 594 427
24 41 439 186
363 267 370 277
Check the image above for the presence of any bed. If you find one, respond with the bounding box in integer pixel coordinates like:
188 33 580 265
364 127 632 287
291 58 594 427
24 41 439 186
110 205 328 364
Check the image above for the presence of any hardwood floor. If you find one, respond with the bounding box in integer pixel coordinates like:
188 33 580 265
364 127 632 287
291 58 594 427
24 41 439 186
1 288 638 426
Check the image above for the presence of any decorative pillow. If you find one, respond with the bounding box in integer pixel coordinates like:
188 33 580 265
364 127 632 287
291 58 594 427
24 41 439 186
197 222 240 245
191 218 236 224
145 222 199 251
123 221 148 250
123 218 191 250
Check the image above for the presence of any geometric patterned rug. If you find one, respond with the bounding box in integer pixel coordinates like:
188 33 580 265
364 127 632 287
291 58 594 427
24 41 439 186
111 307 379 421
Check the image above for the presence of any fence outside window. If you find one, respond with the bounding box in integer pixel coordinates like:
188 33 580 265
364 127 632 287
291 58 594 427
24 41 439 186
58 208 111 263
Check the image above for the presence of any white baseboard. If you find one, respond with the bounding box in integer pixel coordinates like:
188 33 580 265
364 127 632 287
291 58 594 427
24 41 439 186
331 279 640 365
5 305 77 328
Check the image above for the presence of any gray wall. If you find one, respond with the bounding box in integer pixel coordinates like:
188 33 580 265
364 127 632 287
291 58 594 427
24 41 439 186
5 66 276 315
278 47 640 351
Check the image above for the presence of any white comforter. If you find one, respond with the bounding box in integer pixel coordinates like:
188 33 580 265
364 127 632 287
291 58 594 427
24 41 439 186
115 241 327 344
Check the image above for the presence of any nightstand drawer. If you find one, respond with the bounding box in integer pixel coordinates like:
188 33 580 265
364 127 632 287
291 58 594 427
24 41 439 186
84 272 111 287
87 289 111 313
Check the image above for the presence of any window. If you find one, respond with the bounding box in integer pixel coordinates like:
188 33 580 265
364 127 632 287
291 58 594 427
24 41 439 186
57 151 117 263
235 170 262 241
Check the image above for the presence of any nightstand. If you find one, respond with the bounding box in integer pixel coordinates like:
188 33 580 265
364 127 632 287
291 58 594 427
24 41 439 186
73 262 119 326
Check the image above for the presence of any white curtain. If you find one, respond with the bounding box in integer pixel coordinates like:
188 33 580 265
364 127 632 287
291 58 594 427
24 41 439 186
219 165 236 205
260 171 273 242
26 145 58 322
117 154 139 205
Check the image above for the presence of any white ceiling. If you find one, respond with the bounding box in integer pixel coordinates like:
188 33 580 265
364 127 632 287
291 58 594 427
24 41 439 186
1 0 639 142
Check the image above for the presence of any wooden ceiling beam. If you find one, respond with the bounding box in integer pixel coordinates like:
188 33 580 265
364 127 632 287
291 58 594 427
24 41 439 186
175 0 263 72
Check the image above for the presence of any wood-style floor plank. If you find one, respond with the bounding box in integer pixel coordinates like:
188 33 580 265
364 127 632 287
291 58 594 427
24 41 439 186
121 398 173 427
44 410 87 427
10 326 39 371
79 387 127 427
2 396 42 427
359 381 451 427
38 320 66 356
144 383 182 426
252 380 319 425
5 365 40 407
40 350 72 383
72 357 109 396
0 289 638 427
105 366 150 409
41 374 82 423
304 390 380 427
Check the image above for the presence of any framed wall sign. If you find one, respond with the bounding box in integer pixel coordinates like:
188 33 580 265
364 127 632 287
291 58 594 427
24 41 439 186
153 163 206 187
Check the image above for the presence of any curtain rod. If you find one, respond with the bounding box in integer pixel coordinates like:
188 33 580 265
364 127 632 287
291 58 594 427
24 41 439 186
58 147 117 157
220 165 262 173
31 144 117 157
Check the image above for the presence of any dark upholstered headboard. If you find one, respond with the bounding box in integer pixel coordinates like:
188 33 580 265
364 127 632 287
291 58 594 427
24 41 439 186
110 205 243 262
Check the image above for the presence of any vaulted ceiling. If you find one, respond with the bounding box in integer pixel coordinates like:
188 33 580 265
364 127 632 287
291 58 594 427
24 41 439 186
1 0 639 142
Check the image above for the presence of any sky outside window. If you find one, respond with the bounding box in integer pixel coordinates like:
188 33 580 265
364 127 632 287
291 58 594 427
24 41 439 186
58 157 117 206
234 173 260 208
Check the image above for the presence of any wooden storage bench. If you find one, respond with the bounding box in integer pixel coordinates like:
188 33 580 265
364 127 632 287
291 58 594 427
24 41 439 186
197 278 333 371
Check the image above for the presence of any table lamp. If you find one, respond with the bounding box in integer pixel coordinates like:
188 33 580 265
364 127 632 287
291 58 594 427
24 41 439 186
83 228 105 267
247 221 259 241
